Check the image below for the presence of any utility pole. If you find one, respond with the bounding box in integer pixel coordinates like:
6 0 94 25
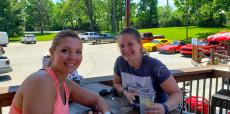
126 0 130 27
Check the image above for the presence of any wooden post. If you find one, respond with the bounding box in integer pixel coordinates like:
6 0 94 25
227 41 230 57
192 45 198 62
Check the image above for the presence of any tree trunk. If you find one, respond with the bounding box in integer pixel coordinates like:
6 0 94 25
69 18 74 30
111 0 116 32
83 0 94 31
40 23 44 34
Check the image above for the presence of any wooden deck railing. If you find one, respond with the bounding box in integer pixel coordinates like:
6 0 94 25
0 64 229 114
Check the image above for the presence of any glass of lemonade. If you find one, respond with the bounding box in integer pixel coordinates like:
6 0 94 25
138 88 155 114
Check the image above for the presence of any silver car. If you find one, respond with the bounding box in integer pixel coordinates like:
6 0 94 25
0 47 12 74
21 34 36 44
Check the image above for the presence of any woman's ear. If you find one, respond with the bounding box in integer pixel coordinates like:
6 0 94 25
49 48 54 57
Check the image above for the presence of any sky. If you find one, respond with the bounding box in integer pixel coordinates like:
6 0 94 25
133 0 175 8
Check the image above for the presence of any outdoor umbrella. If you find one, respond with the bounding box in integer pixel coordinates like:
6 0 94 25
207 32 230 42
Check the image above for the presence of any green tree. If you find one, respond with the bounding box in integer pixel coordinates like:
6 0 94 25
0 0 24 37
158 6 183 27
115 0 125 31
83 0 96 31
62 0 79 30
136 0 158 28
25 0 52 34
49 1 65 30
174 0 228 27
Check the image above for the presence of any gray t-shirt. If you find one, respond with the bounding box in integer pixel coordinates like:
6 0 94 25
114 56 171 103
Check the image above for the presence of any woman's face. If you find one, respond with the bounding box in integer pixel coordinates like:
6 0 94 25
118 34 142 62
50 37 82 75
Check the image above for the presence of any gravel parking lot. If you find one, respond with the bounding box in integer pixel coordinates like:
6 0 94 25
0 41 195 87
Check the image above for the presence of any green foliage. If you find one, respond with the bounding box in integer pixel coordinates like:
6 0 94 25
158 6 183 27
0 0 24 37
174 0 228 27
136 0 158 28
115 0 126 31
25 0 53 33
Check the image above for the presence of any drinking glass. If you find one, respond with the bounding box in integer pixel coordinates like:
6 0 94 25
138 88 154 114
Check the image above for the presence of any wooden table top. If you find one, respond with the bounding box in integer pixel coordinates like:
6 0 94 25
70 83 183 114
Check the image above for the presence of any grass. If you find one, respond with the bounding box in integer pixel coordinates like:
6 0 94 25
9 33 57 43
9 26 230 43
139 26 230 41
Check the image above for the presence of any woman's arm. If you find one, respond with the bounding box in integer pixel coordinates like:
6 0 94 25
160 75 182 111
113 73 124 94
22 74 55 114
113 73 138 104
69 80 110 113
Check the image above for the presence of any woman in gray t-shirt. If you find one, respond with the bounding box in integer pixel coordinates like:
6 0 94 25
113 27 182 114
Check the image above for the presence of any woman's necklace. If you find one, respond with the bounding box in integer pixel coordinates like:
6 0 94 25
59 81 63 89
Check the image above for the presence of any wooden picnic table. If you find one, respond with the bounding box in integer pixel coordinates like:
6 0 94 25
2 64 229 114
70 83 182 114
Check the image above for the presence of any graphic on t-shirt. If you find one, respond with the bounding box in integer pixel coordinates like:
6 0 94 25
121 72 156 101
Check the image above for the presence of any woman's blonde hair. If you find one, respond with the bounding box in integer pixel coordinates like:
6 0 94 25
51 30 80 49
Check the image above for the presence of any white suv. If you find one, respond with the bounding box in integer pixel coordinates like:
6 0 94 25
0 47 12 74
21 34 36 44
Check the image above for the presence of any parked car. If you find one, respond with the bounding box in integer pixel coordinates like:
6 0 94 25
100 33 115 39
0 46 12 74
141 32 154 43
78 32 100 42
21 34 36 44
143 39 170 52
179 41 223 56
0 32 9 46
140 32 165 43
158 40 186 54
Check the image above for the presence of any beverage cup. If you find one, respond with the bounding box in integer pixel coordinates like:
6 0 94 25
138 88 154 114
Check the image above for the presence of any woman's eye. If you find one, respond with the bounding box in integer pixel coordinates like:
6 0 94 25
128 43 133 46
61 49 69 53
76 51 82 54
119 44 124 48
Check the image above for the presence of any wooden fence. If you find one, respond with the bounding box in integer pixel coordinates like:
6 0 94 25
0 64 229 114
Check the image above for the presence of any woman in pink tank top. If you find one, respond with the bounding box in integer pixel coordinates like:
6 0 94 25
9 30 110 114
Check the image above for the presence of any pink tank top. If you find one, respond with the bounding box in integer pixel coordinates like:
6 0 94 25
9 67 70 114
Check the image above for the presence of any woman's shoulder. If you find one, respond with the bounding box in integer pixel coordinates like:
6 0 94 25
115 56 128 64
115 56 123 61
21 70 54 90
143 56 162 64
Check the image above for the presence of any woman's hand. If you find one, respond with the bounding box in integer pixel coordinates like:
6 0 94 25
123 90 138 104
145 103 165 114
